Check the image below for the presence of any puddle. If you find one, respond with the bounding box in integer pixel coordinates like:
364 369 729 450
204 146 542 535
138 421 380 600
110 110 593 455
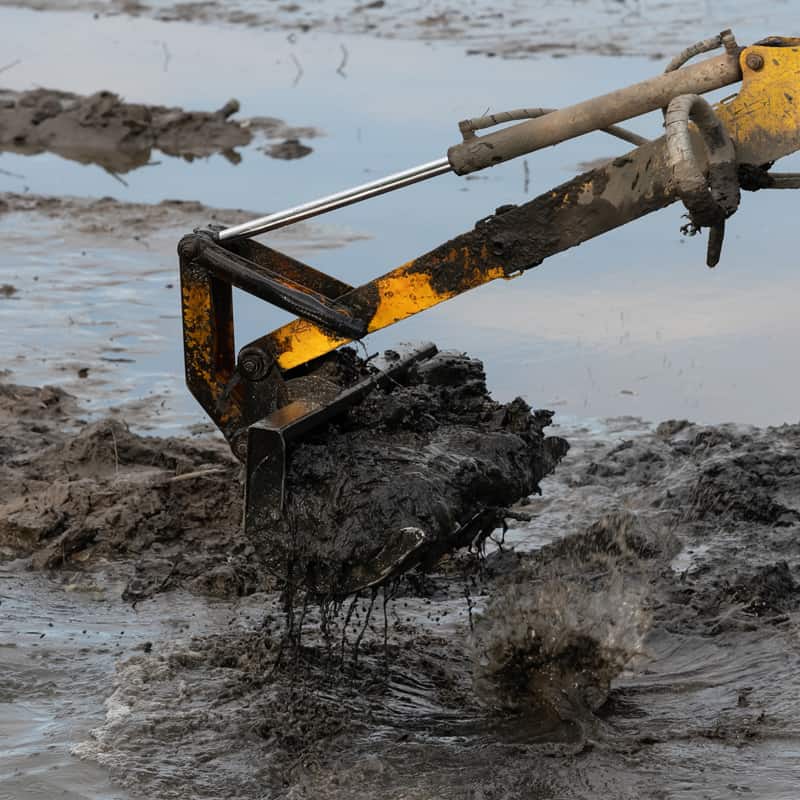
0 195 365 432
1 0 797 60
0 563 272 800
671 543 712 574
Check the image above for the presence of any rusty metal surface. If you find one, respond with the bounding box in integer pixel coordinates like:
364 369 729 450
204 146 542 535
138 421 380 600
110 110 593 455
179 233 288 455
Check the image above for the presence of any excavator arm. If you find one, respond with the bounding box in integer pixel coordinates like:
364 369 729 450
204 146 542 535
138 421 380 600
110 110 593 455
178 34 800 538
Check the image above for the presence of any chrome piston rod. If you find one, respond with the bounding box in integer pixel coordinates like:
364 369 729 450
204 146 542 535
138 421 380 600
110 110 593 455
218 157 452 241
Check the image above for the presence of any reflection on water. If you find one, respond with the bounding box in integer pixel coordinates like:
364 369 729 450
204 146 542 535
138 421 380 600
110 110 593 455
2 6 800 429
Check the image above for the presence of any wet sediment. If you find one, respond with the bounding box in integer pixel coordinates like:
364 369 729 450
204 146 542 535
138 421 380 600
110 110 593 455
0 87 318 172
3 367 800 797
0 349 569 601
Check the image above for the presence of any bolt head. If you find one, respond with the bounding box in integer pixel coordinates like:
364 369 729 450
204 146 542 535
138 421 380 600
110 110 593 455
745 52 764 71
177 235 198 261
237 346 272 381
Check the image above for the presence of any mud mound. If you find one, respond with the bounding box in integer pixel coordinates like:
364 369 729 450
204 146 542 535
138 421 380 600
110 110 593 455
725 561 800 616
270 350 568 599
0 87 317 172
0 413 249 597
578 420 800 527
473 512 674 718
686 459 800 525
0 383 76 459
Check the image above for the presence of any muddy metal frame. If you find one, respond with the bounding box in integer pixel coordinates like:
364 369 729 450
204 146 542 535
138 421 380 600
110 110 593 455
179 36 800 528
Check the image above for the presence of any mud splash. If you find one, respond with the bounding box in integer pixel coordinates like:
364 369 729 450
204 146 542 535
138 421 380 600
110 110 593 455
0 87 318 172
473 512 671 721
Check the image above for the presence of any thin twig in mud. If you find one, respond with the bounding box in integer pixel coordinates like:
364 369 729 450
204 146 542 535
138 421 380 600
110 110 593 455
336 44 349 78
290 53 304 87
352 587 378 665
523 158 530 194
463 583 475 633
110 427 120 476
382 585 390 669
0 59 21 75
292 593 310 651
381 579 401 672
320 601 335 663
0 167 26 179
339 592 360 665
266 633 287 680
488 520 508 551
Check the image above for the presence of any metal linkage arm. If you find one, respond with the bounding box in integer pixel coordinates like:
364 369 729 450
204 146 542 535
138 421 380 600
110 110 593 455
246 39 800 371
178 232 361 456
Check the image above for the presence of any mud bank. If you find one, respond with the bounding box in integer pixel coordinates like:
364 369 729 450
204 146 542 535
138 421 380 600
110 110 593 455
0 87 318 172
0 191 364 244
1 0 793 60
0 191 310 239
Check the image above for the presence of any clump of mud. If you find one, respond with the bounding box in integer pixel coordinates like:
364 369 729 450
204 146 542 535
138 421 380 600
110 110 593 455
0 349 567 602
271 349 568 600
0 88 317 172
473 512 673 719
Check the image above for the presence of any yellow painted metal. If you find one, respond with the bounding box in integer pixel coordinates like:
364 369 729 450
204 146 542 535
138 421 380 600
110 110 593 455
715 43 800 164
181 278 216 388
265 41 800 373
270 246 505 370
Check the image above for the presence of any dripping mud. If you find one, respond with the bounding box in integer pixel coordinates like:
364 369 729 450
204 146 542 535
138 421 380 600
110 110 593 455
3 362 800 798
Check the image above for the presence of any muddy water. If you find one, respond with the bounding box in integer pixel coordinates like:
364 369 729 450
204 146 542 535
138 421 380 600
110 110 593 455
0 564 277 800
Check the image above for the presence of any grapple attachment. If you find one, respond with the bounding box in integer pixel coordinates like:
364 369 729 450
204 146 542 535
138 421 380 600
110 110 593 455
178 229 435 533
